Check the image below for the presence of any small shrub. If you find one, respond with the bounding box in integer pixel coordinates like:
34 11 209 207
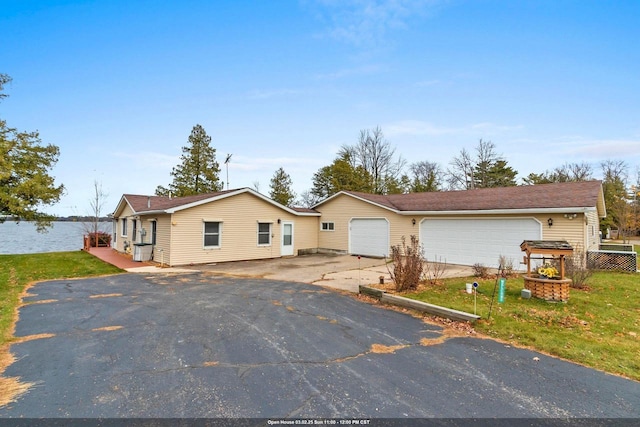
472 263 489 278
424 256 447 285
566 247 592 289
388 235 424 292
498 255 515 277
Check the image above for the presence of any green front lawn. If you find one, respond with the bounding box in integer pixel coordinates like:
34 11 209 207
0 251 122 345
405 270 640 381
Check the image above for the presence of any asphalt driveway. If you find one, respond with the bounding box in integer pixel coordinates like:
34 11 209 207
1 272 639 419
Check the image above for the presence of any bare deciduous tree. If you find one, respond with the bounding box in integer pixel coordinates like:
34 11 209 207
82 180 109 247
523 162 594 184
447 147 475 190
339 127 405 194
296 190 321 208
447 139 516 189
408 161 443 192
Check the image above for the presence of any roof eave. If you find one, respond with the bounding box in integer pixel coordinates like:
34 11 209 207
167 188 318 216
111 195 136 217
398 207 598 216
130 209 168 216
313 191 399 213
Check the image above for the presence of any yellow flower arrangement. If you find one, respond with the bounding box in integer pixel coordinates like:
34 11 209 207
537 263 558 278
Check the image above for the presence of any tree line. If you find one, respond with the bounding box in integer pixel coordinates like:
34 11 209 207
155 123 639 237
1 70 637 237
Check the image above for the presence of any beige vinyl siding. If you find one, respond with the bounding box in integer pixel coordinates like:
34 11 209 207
585 210 600 251
168 192 318 266
318 194 599 258
150 215 171 265
316 194 413 254
134 215 171 265
291 216 320 253
114 204 135 253
137 218 153 244
317 195 388 252
539 213 586 250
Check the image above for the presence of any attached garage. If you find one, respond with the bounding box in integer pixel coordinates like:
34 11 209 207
421 218 542 268
314 181 606 268
350 218 389 257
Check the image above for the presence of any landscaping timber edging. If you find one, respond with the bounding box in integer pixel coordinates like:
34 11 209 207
359 285 481 323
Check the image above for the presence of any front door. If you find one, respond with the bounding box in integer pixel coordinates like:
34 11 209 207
281 221 294 256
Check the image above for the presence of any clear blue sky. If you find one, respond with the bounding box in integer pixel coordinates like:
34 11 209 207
2 0 639 216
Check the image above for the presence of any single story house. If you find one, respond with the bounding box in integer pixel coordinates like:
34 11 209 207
111 188 320 266
111 180 605 269
314 180 606 268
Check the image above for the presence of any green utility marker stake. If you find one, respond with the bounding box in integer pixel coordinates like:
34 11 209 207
498 278 506 303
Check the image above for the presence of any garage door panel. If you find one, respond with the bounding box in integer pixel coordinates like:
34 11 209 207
421 218 540 268
350 219 389 257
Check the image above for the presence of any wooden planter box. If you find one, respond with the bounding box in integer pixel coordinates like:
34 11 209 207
523 275 572 302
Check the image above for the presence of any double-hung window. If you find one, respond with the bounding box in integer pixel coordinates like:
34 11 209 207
257 222 271 246
203 222 221 248
121 218 128 237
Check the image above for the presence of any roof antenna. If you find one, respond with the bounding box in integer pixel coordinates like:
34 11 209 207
224 154 232 190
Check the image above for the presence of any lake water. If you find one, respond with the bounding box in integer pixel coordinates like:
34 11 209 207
0 221 113 255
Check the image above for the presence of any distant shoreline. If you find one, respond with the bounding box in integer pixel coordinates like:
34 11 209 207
0 216 112 222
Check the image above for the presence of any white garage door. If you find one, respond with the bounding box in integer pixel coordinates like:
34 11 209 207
350 218 389 257
420 218 541 268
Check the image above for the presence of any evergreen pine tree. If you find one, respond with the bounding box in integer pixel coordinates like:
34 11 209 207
269 167 296 206
156 124 222 197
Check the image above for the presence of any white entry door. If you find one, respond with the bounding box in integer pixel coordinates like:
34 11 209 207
281 221 294 256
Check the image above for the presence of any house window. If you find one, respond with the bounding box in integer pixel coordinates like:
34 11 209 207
203 222 221 248
257 222 271 245
132 220 137 242
121 218 128 237
321 222 335 231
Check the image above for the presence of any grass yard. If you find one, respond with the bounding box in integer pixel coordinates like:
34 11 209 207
404 267 640 381
0 251 123 345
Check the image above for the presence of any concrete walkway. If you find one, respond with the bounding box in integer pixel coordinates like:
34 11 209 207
195 253 476 293
87 248 476 292
87 247 197 274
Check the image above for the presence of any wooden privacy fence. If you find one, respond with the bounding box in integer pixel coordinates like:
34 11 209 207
587 249 637 272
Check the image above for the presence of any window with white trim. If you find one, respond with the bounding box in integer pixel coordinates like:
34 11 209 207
257 222 271 245
121 218 128 237
203 222 221 248
321 222 335 231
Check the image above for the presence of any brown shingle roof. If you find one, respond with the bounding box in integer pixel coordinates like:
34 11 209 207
342 181 603 212
123 189 238 213
119 188 321 216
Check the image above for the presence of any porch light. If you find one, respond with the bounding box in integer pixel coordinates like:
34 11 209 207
547 218 553 227
412 218 416 226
